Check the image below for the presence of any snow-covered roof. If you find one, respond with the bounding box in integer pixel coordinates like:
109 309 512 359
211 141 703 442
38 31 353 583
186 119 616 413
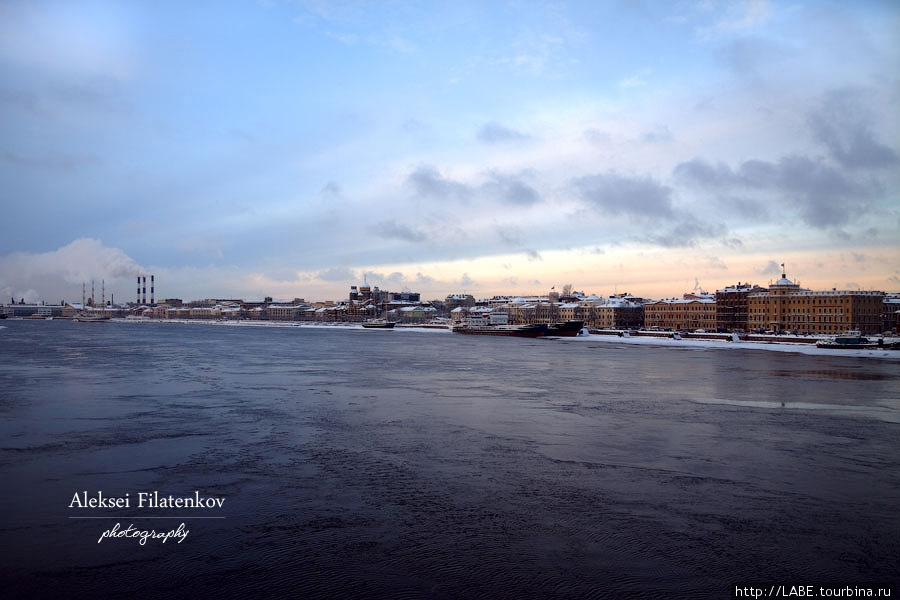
601 297 641 308
649 298 715 305
773 275 796 286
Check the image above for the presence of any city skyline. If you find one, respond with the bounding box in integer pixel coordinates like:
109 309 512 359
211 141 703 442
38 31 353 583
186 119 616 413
2 0 899 303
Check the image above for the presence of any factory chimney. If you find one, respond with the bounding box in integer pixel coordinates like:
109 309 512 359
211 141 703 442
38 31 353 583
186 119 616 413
142 276 147 305
151 275 155 305
137 276 141 304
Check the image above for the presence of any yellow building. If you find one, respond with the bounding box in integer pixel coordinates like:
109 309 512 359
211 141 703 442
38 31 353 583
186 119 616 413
588 298 644 329
747 274 884 334
644 298 716 331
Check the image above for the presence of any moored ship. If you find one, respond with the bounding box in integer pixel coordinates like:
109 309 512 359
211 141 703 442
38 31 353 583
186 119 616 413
452 310 550 337
73 313 111 322
361 319 396 329
816 331 899 350
544 320 584 337
452 322 550 337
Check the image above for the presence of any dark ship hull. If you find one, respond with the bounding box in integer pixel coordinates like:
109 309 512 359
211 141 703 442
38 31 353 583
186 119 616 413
452 323 549 337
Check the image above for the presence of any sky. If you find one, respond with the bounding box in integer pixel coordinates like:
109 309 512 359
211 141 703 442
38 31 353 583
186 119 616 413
1 0 898 304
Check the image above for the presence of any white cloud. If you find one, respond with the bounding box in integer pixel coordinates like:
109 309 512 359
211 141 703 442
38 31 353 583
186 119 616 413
0 238 145 303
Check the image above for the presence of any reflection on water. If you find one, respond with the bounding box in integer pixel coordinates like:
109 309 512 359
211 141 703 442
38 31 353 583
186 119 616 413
0 320 898 600
692 398 900 423
766 368 893 381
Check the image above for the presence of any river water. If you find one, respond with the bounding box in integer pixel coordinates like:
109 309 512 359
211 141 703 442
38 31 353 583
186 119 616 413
1 320 898 598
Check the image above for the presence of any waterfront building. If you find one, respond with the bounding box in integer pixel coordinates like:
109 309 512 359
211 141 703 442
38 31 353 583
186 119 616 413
389 292 420 303
247 306 267 320
345 301 376 322
558 302 584 323
504 300 534 325
267 304 305 321
715 282 765 332
393 305 438 323
3 303 64 317
189 305 221 320
150 304 170 319
444 294 475 313
644 297 716 331
747 274 884 334
884 294 900 334
590 297 644 330
450 306 469 323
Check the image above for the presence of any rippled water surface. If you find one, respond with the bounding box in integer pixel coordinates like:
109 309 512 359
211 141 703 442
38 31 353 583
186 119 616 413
1 320 899 599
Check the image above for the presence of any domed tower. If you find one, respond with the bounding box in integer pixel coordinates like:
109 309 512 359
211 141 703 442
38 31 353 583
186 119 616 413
768 265 799 332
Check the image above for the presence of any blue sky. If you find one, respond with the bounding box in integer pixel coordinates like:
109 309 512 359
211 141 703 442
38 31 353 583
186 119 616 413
1 0 898 303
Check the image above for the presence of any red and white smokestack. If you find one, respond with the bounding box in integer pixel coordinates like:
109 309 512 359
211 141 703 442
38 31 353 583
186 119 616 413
137 276 141 304
151 275 154 305
142 276 147 304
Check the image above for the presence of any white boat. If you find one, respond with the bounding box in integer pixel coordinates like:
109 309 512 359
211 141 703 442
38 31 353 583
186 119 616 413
74 314 110 322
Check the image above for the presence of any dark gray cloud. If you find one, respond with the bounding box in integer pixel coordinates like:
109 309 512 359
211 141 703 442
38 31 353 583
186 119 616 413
573 171 676 218
644 218 726 248
477 122 531 144
808 89 898 169
407 165 471 200
369 220 426 242
674 155 869 228
572 171 727 248
407 165 540 207
674 158 777 190
525 249 542 261
776 155 860 228
483 172 540 205
673 159 735 188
